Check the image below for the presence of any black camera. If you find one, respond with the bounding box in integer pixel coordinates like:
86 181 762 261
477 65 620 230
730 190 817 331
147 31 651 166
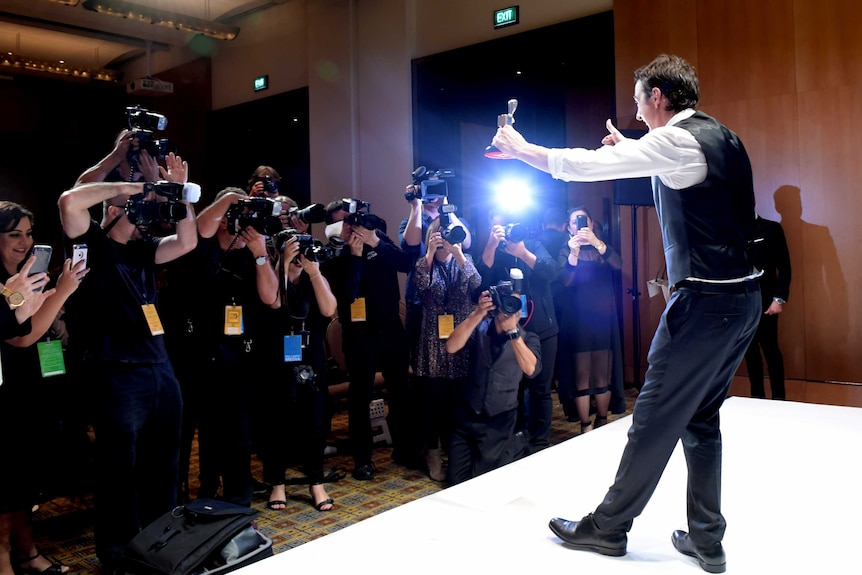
287 203 326 225
253 175 279 195
124 181 188 226
439 204 466 245
225 197 284 236
274 228 328 263
126 105 172 160
498 222 527 250
406 166 455 202
488 281 522 317
340 198 384 231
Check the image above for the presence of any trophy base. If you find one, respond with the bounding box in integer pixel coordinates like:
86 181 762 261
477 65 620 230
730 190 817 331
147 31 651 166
484 145 513 159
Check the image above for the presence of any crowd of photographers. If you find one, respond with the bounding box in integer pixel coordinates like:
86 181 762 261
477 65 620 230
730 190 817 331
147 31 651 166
0 105 626 573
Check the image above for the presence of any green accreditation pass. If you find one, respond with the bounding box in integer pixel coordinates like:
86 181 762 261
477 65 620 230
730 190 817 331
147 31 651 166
37 340 66 378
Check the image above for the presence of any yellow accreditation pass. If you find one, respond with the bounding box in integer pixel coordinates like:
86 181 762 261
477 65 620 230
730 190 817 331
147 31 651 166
142 304 165 336
438 314 455 339
224 305 244 335
350 297 367 322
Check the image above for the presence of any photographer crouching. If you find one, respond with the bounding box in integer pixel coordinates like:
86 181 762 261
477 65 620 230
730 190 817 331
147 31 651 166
444 285 542 485
58 153 198 574
322 199 419 480
158 188 279 508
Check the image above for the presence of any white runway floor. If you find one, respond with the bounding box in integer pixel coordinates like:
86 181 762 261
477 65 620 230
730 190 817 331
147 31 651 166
239 397 862 574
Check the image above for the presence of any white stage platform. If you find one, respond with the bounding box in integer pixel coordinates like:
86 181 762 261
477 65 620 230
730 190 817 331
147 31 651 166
239 398 861 574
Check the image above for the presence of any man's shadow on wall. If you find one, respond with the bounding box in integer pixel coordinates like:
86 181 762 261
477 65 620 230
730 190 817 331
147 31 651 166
773 185 848 381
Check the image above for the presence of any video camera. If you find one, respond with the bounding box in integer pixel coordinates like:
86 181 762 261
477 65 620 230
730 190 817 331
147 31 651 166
406 166 455 202
225 197 284 236
274 228 329 263
487 280 522 317
439 204 466 245
124 181 191 226
340 198 384 231
126 105 172 160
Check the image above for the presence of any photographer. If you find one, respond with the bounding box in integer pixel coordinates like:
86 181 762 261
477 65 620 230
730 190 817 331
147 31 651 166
477 211 559 451
159 187 278 508
247 165 282 199
254 231 337 512
322 200 419 480
444 289 541 485
58 153 197 574
412 219 481 481
399 176 473 370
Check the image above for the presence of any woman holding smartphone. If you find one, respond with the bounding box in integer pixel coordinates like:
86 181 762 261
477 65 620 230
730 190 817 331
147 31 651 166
554 206 623 433
0 201 87 575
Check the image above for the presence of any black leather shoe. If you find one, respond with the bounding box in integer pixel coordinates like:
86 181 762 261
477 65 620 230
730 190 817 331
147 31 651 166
548 514 627 557
352 463 376 481
671 530 726 573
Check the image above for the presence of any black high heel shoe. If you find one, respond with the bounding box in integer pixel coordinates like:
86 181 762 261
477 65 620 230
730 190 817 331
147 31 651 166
310 483 334 512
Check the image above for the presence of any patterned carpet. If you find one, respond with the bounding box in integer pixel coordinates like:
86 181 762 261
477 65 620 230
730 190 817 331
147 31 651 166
30 388 638 573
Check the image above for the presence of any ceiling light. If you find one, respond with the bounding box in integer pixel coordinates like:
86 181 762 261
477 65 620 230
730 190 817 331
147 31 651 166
82 0 240 41
47 0 82 6
0 51 119 82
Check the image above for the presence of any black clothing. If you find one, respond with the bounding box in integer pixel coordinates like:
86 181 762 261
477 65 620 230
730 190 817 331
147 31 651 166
63 220 182 567
744 216 791 399
448 318 541 485
323 231 418 466
255 271 330 486
476 239 559 447
655 112 756 286
64 221 166 363
160 235 268 507
591 112 761 551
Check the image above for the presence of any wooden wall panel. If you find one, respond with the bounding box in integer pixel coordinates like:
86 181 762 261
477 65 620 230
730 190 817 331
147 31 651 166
612 0 698 130
613 0 862 391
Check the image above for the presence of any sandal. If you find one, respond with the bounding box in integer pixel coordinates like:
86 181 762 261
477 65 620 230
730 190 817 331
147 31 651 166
267 484 287 511
310 483 334 512
18 553 69 575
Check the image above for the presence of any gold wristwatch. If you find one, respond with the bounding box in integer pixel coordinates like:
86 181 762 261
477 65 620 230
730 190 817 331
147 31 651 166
1 286 25 308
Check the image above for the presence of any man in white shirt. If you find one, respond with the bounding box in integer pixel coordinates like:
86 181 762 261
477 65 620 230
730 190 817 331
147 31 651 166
492 54 761 574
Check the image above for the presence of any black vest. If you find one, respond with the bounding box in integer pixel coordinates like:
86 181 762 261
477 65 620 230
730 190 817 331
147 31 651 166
654 112 756 285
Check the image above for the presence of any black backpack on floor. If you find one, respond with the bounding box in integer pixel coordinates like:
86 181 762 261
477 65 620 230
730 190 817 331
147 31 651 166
123 499 273 575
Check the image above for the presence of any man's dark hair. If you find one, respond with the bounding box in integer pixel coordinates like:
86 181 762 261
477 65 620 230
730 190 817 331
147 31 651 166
634 54 700 113
541 207 568 228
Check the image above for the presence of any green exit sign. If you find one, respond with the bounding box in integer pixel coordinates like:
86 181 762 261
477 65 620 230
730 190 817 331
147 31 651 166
494 5 519 29
253 75 269 92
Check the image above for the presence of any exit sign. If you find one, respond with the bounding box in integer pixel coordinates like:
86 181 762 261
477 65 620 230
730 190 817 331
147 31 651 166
254 75 269 92
494 5 519 29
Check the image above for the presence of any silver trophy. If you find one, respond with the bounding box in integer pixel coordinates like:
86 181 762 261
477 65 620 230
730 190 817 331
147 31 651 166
485 98 518 159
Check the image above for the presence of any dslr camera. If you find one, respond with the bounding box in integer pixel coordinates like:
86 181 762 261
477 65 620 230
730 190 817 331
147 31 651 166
252 175 279 195
340 198 384 231
125 181 189 226
274 228 328 263
126 105 172 160
439 204 466 245
406 166 455 202
498 222 528 250
286 203 326 226
487 280 522 317
225 197 284 236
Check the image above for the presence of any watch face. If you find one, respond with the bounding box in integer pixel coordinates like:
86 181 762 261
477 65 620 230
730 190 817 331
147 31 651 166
7 292 24 307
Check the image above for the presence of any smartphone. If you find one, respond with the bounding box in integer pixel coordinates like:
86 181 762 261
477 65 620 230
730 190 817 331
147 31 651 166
72 244 89 268
29 245 52 292
576 214 588 230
